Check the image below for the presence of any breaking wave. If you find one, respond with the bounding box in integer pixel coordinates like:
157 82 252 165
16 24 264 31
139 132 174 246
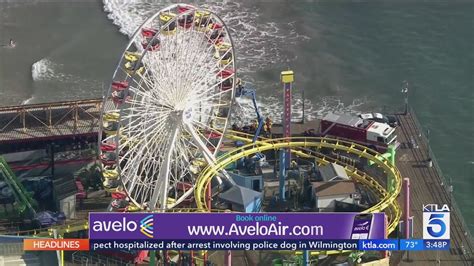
102 0 365 123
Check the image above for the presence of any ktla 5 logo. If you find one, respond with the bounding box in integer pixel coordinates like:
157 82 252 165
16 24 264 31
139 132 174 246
423 204 450 239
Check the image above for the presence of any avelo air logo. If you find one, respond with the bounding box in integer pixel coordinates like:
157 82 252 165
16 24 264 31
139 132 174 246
91 214 154 239
423 204 450 239
140 215 154 238
353 221 370 232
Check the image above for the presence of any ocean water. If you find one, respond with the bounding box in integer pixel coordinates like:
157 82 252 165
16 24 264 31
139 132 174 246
0 1 472 232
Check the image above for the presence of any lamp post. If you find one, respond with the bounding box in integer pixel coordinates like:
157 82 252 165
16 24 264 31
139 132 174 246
401 81 409 115
403 178 412 262
448 176 453 206
301 88 305 124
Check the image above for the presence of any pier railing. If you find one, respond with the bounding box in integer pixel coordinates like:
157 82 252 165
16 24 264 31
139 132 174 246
0 98 103 143
409 106 473 245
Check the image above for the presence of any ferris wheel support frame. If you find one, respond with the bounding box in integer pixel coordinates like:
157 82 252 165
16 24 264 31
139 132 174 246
150 122 180 211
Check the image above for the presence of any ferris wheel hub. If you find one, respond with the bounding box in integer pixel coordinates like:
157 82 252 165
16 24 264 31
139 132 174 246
169 110 184 124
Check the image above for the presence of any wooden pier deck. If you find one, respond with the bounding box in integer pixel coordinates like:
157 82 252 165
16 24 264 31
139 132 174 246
391 111 473 265
0 98 113 144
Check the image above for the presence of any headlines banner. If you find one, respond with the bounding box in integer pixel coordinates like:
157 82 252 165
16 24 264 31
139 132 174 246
89 212 386 240
89 239 361 251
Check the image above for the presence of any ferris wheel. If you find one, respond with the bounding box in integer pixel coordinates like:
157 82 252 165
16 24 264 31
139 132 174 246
99 4 236 211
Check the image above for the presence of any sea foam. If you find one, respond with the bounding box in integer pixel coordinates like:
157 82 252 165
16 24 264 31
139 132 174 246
102 0 363 124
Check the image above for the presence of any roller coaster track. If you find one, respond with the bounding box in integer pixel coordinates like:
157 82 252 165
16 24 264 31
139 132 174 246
226 131 401 228
195 133 403 255
207 132 402 217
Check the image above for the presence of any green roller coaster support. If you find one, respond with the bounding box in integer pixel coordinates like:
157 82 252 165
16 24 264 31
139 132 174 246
368 145 396 193
388 173 397 194
0 156 37 217
388 145 397 193
368 145 396 166
389 145 395 165
149 250 156 266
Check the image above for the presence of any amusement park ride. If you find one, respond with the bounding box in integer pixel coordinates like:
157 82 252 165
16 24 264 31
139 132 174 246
100 4 238 212
1 3 411 265
234 83 265 143
0 156 37 219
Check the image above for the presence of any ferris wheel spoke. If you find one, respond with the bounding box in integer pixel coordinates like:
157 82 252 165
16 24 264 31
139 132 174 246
137 70 176 106
129 154 162 196
121 109 170 128
168 33 215 98
191 71 232 99
137 70 161 95
119 120 169 167
121 117 167 143
123 127 169 193
138 66 154 83
194 89 233 104
128 74 150 91
128 83 174 109
178 43 215 92
121 135 160 176
121 150 152 191
185 59 219 94
193 104 228 114
121 129 168 164
133 74 171 107
120 115 170 149
191 117 220 131
120 105 170 121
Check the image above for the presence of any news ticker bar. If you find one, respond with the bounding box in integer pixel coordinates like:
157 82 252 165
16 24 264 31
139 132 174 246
23 239 450 251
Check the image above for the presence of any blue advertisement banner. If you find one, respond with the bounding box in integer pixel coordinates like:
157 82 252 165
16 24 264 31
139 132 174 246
89 213 386 240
